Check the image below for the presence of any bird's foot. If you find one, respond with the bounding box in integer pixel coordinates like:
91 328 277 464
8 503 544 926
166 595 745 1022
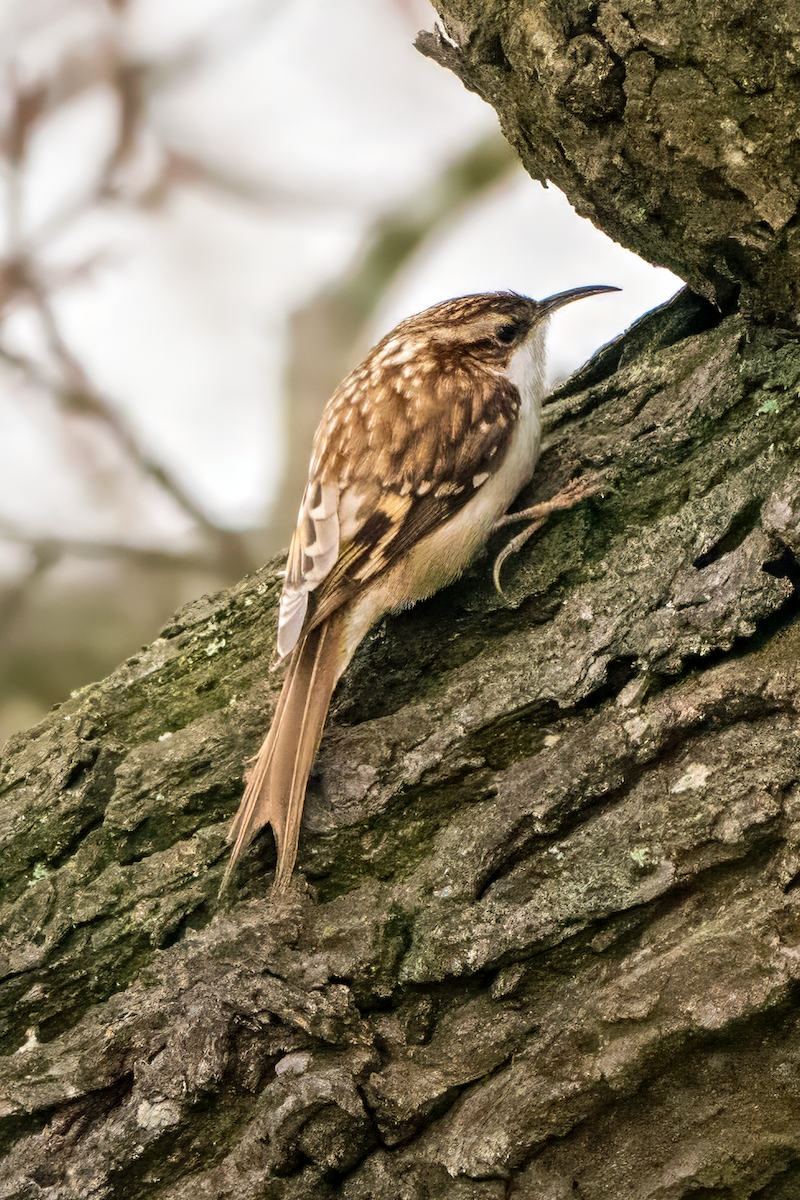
492 472 606 595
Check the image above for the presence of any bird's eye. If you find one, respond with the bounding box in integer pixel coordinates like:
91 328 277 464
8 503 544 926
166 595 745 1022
495 322 519 345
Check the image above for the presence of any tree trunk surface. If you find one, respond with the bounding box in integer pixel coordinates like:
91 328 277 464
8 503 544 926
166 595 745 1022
4 3 800 1198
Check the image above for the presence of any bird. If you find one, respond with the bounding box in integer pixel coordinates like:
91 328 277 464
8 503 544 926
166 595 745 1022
223 285 619 892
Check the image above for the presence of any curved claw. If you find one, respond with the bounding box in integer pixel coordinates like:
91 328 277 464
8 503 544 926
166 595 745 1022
492 516 547 595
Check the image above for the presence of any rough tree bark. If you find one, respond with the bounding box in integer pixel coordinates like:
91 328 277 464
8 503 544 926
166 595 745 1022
3 3 800 1197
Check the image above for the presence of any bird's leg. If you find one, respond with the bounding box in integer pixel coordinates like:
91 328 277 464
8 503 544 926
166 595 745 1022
492 472 605 594
494 472 605 531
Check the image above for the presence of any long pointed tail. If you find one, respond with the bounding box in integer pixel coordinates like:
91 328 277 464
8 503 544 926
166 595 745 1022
222 610 346 893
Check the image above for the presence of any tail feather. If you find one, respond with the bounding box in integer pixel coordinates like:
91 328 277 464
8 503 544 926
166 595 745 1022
222 611 345 893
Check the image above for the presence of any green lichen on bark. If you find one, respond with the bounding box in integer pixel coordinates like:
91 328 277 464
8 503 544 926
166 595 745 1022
3 291 800 1195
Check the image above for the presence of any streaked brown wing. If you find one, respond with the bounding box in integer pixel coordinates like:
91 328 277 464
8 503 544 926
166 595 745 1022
302 365 520 630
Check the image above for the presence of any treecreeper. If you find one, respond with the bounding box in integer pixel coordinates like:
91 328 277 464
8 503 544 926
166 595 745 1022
223 287 618 892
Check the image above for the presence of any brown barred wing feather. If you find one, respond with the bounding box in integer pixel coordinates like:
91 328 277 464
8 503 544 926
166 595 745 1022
303 368 520 629
277 479 340 658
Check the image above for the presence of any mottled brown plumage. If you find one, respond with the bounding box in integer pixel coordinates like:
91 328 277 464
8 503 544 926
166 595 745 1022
223 286 618 893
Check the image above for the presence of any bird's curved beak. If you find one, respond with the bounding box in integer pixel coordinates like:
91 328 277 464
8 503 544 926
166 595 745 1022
538 284 621 315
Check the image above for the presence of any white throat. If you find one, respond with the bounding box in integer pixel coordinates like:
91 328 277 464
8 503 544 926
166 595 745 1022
499 321 549 493
505 321 549 413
